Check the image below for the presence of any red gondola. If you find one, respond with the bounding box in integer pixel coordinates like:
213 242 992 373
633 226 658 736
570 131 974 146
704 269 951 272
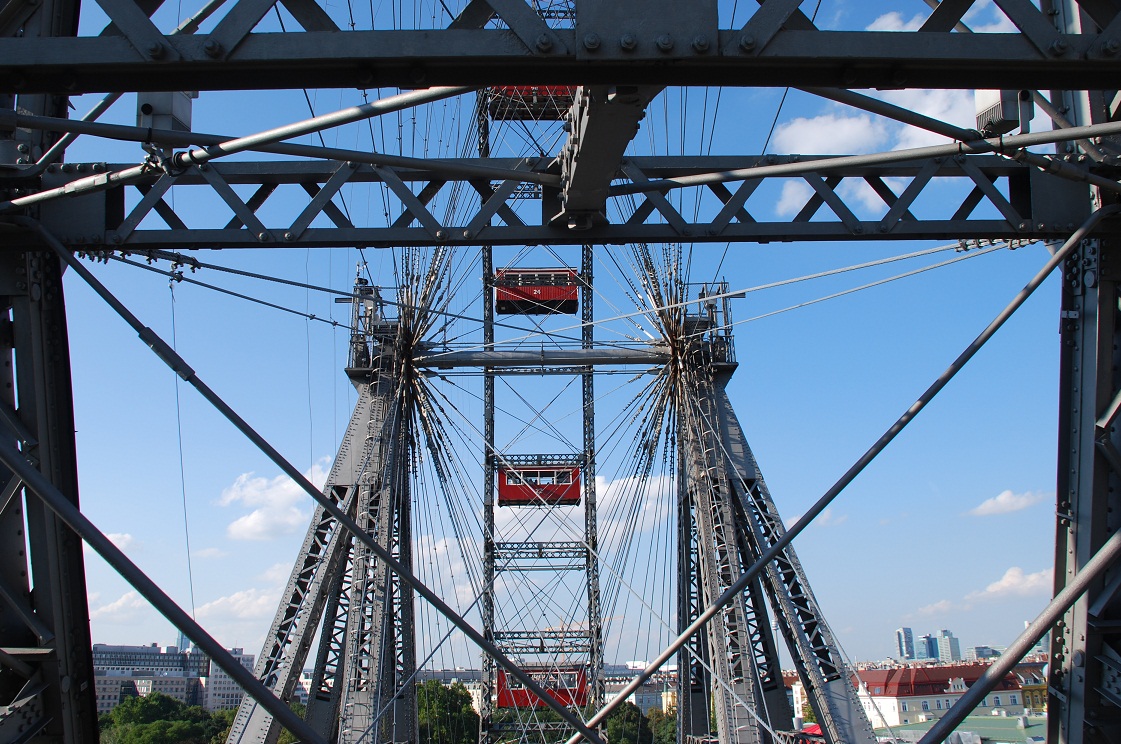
496 667 588 709
487 86 577 120
498 466 581 506
495 268 579 315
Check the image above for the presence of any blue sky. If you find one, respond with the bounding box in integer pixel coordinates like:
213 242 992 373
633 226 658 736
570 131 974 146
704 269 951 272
55 0 1064 672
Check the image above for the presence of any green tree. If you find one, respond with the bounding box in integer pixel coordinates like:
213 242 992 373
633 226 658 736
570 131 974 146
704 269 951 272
110 692 187 727
646 706 676 744
207 708 237 744
605 702 652 744
801 702 817 724
417 679 480 744
276 702 308 744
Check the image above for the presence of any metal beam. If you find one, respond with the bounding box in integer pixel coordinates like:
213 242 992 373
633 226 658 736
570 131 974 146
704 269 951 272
1 29 1120 93
413 346 669 367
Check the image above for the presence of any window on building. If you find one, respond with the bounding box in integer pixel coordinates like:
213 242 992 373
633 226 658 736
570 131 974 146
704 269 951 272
981 699 987 707
901 702 908 711
922 701 930 711
936 700 943 710
1010 695 1018 705
994 696 1001 706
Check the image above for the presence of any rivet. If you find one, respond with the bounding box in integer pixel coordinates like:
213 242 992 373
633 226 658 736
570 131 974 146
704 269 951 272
535 33 553 52
739 34 756 51
583 33 601 51
619 33 637 51
656 34 674 52
1050 38 1069 55
284 232 295 241
1104 38 1120 55
691 35 709 53
203 38 222 57
257 232 268 242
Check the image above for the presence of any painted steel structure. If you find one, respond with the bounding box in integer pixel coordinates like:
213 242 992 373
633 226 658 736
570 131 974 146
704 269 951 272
1 0 1121 743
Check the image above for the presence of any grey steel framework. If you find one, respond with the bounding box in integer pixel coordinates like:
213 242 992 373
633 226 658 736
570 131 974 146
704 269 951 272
2 0 1121 742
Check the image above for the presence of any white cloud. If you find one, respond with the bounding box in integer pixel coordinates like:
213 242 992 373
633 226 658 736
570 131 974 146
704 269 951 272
910 599 954 617
877 89 975 149
90 591 149 622
969 489 1047 516
775 180 814 217
107 533 135 550
87 532 136 557
867 11 925 31
193 547 228 559
196 587 281 621
772 113 890 155
815 508 848 527
966 567 1052 601
257 562 292 584
219 459 329 541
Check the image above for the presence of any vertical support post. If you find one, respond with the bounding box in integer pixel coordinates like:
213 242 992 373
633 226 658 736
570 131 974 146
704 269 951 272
0 248 98 742
581 243 604 712
0 0 93 734
478 88 498 743
1050 236 1121 744
1048 3 1120 741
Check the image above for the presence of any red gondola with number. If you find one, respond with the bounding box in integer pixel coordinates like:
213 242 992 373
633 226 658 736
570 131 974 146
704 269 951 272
495 268 580 315
498 466 581 506
496 667 588 709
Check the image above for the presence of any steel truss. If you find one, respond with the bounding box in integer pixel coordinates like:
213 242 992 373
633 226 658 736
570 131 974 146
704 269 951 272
228 320 419 743
3 0 1121 93
9 154 1102 250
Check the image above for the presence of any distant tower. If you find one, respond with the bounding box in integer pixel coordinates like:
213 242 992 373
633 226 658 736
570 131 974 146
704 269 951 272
895 628 914 660
937 630 961 662
915 634 937 660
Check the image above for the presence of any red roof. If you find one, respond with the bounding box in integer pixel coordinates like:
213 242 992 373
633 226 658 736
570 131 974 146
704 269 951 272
854 664 1021 697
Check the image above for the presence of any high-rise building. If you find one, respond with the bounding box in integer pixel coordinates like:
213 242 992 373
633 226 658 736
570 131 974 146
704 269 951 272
201 647 255 711
895 627 915 660
937 629 962 662
914 634 937 660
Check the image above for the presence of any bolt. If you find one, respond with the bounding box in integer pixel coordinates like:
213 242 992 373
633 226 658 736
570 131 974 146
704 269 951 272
257 232 268 242
853 225 864 234
656 34 674 52
583 33 601 51
535 33 553 52
619 33 637 51
1105 38 1120 55
93 163 104 173
77 163 87 172
284 231 295 241
347 160 358 169
463 229 473 239
879 224 888 233
1019 221 1029 230
691 35 709 53
203 38 222 57
16 143 28 153
147 42 165 59
436 229 448 240
525 157 536 166
739 34 756 51
61 163 71 173
1050 37 1069 55
111 234 122 244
